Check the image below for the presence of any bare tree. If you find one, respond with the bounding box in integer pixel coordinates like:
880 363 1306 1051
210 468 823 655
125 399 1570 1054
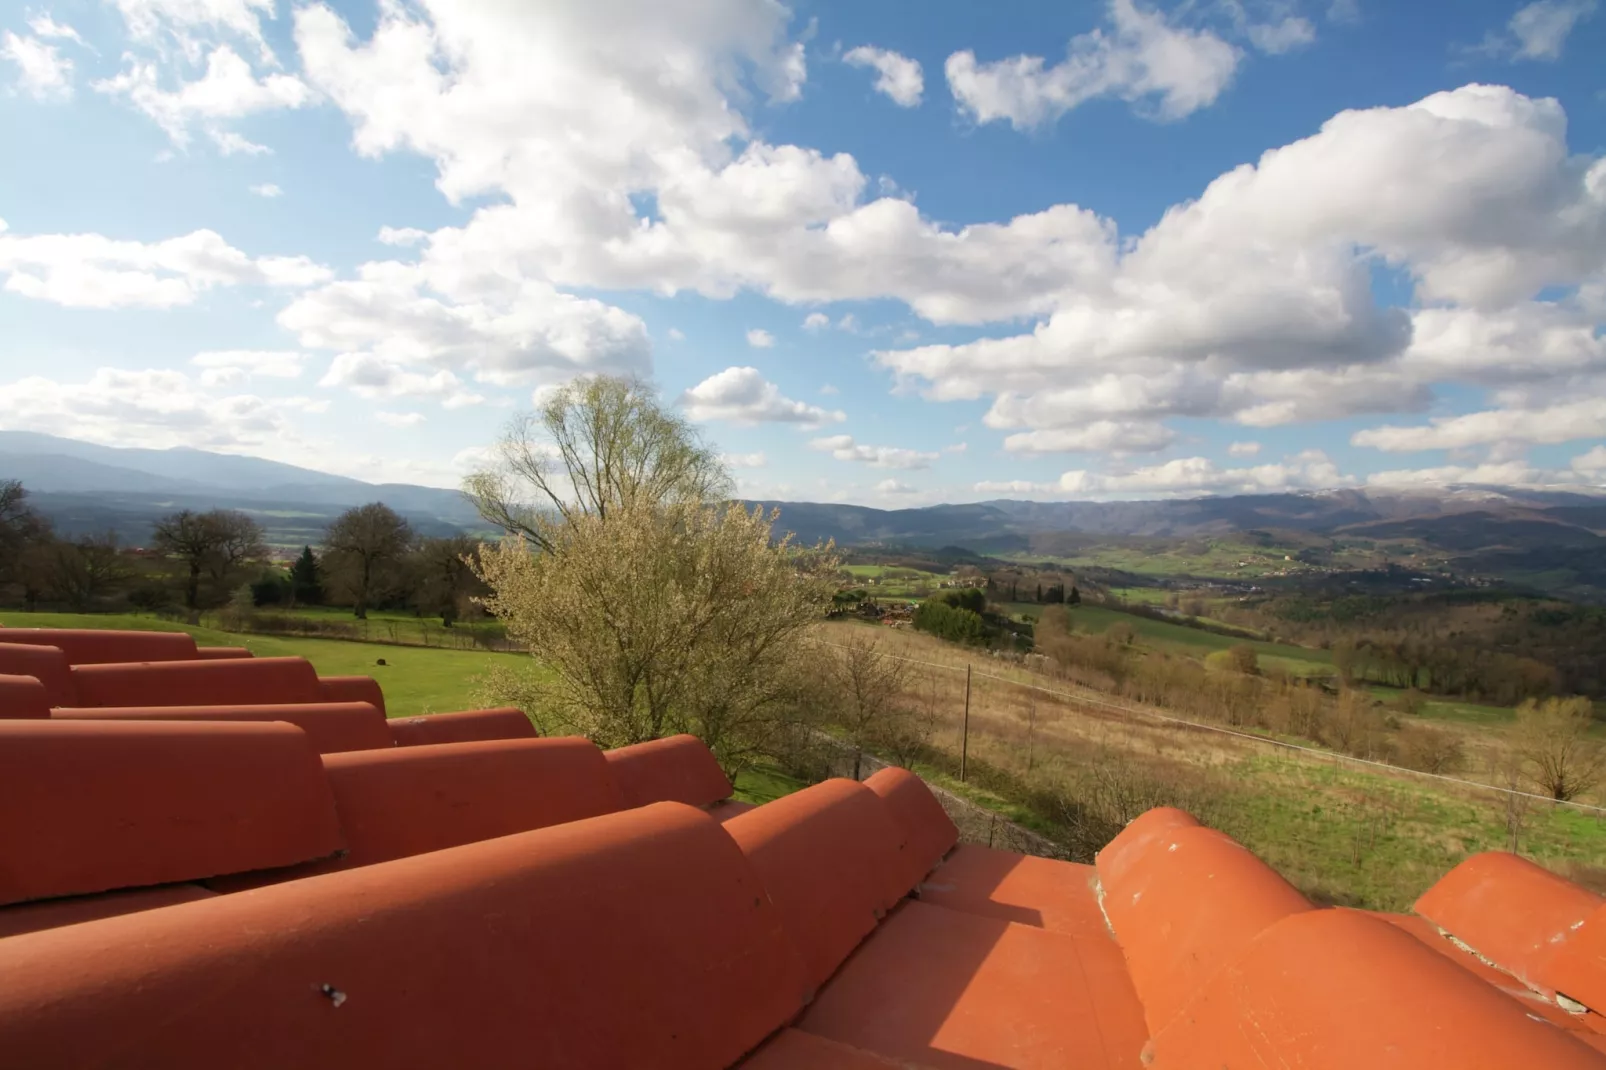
412 535 484 626
462 375 730 552
826 632 913 779
323 503 416 620
0 480 52 594
43 532 135 611
1514 696 1605 802
152 509 269 610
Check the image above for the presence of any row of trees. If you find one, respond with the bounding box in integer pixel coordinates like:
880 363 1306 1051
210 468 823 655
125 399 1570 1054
0 480 483 625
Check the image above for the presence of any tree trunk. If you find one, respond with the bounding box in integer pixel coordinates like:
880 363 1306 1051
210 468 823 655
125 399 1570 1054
186 562 201 610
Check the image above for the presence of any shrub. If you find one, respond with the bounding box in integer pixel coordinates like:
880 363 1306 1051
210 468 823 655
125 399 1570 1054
1395 724 1465 774
912 600 987 644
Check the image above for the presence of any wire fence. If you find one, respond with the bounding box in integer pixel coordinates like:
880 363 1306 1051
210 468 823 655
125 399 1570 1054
800 729 1071 860
807 637 1606 818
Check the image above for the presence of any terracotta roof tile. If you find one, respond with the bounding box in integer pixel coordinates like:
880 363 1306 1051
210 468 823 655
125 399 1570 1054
51 701 394 754
0 803 810 1069
1146 906 1606 1069
1092 805 1199 890
0 672 50 718
797 900 1148 1069
0 719 343 905
0 642 74 706
604 732 735 809
314 737 627 869
69 656 329 707
6 624 1606 1068
861 767 957 891
920 844 1109 939
724 778 910 990
1415 850 1604 1001
1551 903 1606 1016
316 675 387 715
1097 823 1313 1036
387 706 535 746
742 1028 914 1068
1369 910 1602 1035
0 627 199 663
192 645 254 659
0 883 216 940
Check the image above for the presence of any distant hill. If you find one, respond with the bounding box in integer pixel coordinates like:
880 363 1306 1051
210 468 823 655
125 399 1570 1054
5 432 1604 595
0 431 484 548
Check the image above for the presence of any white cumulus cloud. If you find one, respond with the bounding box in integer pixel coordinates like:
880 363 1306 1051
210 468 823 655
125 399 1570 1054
746 327 776 348
945 0 1241 130
0 222 331 308
679 367 845 426
844 45 924 107
2 31 74 100
809 433 939 469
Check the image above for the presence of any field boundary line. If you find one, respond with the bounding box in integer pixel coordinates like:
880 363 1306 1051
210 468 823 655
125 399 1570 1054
807 637 1606 816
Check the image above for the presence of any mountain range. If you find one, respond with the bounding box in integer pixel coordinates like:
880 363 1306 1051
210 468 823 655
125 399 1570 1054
4 432 1604 599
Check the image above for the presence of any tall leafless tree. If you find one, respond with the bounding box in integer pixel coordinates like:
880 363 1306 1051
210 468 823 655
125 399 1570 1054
151 509 268 610
322 503 416 620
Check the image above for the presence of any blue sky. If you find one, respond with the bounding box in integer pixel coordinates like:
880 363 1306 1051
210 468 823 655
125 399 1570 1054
1 0 1604 504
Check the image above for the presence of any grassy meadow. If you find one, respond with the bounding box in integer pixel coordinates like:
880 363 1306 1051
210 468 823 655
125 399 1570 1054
816 619 1606 906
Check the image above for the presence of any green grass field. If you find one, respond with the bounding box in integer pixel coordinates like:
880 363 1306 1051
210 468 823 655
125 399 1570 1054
1000 601 1336 677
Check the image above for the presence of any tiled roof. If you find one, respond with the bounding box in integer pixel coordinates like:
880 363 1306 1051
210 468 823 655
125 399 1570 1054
1 625 1604 1068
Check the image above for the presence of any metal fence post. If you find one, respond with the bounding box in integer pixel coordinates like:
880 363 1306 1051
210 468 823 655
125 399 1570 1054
960 663 972 783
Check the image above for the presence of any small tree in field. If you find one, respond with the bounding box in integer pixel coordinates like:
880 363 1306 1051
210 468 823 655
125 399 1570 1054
467 376 836 778
288 546 322 607
826 632 912 779
323 503 415 619
475 500 837 776
1514 696 1605 802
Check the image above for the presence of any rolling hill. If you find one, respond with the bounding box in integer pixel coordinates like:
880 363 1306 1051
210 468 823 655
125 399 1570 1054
4 432 1604 598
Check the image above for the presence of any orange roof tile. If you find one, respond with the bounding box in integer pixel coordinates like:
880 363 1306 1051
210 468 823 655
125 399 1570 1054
316 674 387 715
69 656 330 707
0 627 199 663
797 900 1149 1069
5 623 1606 1069
0 642 74 706
313 737 628 868
861 767 958 890
0 672 50 718
0 884 216 940
604 732 735 808
1097 822 1313 1036
1145 907 1606 1069
1415 850 1604 1000
724 778 910 991
1552 903 1606 1016
0 719 343 905
387 706 535 746
742 1028 911 1068
51 700 394 754
919 844 1109 939
0 803 810 1069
